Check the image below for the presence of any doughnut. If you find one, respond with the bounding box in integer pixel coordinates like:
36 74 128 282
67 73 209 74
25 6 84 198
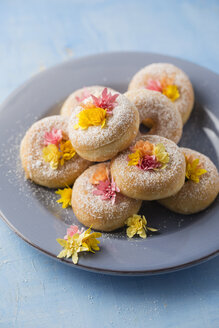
124 89 183 144
110 135 186 200
20 115 91 188
159 148 219 214
128 63 194 124
60 85 117 117
71 163 142 231
68 88 139 162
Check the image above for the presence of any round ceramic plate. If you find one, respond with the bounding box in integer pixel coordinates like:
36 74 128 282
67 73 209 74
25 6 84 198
0 52 218 275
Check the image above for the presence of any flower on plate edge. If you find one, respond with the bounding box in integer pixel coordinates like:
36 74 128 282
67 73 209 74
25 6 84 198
125 214 158 239
57 226 102 264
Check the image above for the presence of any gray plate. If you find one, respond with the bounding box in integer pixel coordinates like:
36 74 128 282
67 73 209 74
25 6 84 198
0 52 218 275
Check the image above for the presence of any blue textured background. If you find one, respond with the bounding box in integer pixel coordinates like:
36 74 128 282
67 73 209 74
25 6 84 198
0 1 219 327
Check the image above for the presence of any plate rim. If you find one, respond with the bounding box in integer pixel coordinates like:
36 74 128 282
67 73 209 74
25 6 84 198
1 50 219 111
0 51 218 275
1 210 218 276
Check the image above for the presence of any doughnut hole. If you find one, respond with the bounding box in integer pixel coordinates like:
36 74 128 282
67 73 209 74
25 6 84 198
124 89 183 144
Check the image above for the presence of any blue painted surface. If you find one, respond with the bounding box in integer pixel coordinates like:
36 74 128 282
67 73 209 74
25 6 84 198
0 0 219 327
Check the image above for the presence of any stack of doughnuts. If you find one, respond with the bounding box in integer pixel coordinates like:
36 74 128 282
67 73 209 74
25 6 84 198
20 63 219 232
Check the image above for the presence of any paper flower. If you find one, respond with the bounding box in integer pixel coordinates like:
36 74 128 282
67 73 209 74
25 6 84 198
44 128 63 146
57 226 102 264
75 88 90 103
91 88 119 114
43 138 76 169
133 140 154 157
81 227 102 253
125 214 158 239
146 79 162 92
74 104 107 130
93 178 120 205
185 155 207 183
145 76 180 102
139 155 162 171
90 164 109 185
60 140 76 165
42 144 61 170
153 143 169 166
128 141 169 171
57 233 85 264
162 85 180 102
55 186 72 208
128 149 141 166
64 225 84 240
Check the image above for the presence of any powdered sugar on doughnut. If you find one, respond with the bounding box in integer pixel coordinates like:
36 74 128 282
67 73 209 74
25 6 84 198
168 148 218 201
125 89 183 144
111 135 186 199
72 163 142 221
20 115 91 186
60 86 117 117
128 63 194 124
68 94 138 150
159 148 219 214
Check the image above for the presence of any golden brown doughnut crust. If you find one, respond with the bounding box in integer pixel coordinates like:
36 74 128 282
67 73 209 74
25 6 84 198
159 148 219 214
60 86 117 117
71 163 142 231
110 135 186 200
125 89 183 144
20 115 91 188
128 63 194 124
68 94 139 161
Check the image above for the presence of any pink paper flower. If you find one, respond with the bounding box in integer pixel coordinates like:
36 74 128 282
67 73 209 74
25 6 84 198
138 155 162 171
75 88 91 103
44 128 62 146
91 88 119 114
146 79 162 92
64 225 84 240
93 178 120 205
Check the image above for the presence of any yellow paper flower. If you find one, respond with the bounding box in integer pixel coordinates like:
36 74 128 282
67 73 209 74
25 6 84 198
125 214 158 239
128 149 141 166
42 144 61 170
81 227 102 253
162 85 180 102
185 155 207 183
57 226 102 264
74 104 107 130
153 143 169 167
55 186 72 208
57 233 84 264
60 140 76 165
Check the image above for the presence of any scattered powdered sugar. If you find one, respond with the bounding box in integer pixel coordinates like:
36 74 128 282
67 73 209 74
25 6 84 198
68 94 138 149
0 125 82 225
2 84 217 244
